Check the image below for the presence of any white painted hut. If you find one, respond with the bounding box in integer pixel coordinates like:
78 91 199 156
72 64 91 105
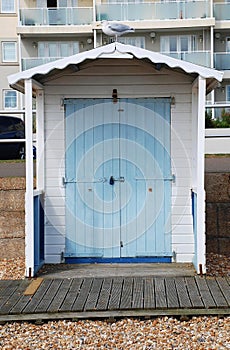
8 43 223 277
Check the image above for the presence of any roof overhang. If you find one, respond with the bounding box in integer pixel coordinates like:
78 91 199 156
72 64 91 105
8 42 223 94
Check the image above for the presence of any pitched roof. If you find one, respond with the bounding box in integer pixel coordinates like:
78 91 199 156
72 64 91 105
8 42 223 93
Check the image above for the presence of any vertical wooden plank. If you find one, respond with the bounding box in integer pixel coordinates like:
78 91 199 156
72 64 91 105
120 277 133 309
132 277 144 309
195 276 216 308
185 277 204 308
206 279 228 308
71 278 93 312
96 278 113 310
155 277 167 309
175 277 192 308
47 279 73 312
108 277 123 310
35 279 63 313
144 277 155 309
84 278 103 311
216 278 230 306
59 278 83 312
165 278 179 309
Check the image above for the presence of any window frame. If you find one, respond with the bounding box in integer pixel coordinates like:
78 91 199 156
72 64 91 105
2 41 17 63
3 90 18 110
1 0 16 13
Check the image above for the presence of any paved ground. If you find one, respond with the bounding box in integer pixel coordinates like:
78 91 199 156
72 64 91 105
38 263 196 279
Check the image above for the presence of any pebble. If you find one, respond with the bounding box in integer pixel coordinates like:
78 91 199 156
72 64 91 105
0 317 229 349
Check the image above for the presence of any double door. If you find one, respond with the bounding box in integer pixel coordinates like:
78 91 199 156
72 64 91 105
65 98 172 260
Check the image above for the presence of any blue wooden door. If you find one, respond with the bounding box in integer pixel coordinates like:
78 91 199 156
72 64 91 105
65 98 172 261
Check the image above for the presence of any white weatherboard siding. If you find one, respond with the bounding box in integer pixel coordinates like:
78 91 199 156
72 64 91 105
43 62 194 263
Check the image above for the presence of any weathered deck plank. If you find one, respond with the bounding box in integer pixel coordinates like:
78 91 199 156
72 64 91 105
0 281 22 313
216 278 230 307
84 278 104 311
206 279 228 308
96 278 113 311
108 278 123 310
155 278 167 309
132 277 144 309
71 278 93 312
165 278 179 309
143 277 155 309
185 277 204 309
0 281 29 315
59 278 83 312
195 277 216 309
120 277 133 310
23 279 53 314
175 277 192 308
47 279 73 313
35 279 63 313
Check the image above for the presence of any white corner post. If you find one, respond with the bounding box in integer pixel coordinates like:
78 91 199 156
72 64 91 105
196 76 206 274
25 79 34 278
36 88 45 190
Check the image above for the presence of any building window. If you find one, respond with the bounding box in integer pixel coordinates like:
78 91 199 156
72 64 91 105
113 37 145 48
1 0 15 13
38 41 79 58
226 86 230 102
160 35 197 53
2 42 17 62
3 90 17 109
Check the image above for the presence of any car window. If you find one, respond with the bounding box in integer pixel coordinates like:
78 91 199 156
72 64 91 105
0 117 15 133
13 118 24 131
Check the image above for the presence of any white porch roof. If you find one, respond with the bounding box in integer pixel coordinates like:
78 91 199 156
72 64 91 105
8 42 223 94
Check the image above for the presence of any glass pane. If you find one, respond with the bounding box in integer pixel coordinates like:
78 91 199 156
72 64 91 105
180 37 189 52
1 0 15 13
48 43 58 57
73 42 79 54
226 38 230 52
169 37 177 52
60 43 69 57
59 0 67 6
38 42 46 57
4 91 17 109
2 42 17 62
227 86 230 101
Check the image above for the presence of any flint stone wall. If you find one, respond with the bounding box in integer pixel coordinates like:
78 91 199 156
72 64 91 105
205 173 230 255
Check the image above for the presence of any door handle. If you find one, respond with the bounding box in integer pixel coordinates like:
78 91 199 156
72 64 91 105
109 176 125 185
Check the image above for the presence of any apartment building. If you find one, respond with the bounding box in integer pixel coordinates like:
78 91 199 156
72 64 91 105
0 0 230 112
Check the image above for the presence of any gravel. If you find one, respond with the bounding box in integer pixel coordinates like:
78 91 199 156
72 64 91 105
0 316 229 349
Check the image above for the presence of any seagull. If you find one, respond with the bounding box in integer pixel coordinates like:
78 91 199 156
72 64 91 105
101 21 135 41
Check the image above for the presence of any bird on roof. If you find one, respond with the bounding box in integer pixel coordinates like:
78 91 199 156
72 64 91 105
101 21 135 41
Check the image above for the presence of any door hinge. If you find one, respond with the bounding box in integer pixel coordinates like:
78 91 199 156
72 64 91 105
120 241 123 248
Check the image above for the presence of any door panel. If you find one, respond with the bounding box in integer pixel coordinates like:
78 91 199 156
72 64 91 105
65 98 171 260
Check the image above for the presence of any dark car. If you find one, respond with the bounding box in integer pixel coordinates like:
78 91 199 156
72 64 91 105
0 115 37 160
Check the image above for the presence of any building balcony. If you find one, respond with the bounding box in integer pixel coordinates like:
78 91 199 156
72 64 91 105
96 0 210 22
214 3 230 21
22 57 62 70
19 7 93 26
214 53 230 70
161 51 211 67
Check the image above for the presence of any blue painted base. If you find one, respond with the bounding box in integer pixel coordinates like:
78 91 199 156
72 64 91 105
64 257 172 264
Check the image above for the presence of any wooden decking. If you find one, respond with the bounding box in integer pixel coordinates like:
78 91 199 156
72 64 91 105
0 276 230 322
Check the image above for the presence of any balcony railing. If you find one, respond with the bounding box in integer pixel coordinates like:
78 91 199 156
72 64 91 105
161 51 211 67
214 53 230 70
20 7 93 26
214 3 230 21
22 57 62 70
96 1 210 22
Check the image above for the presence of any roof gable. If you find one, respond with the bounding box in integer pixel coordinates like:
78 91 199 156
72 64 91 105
8 42 223 93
